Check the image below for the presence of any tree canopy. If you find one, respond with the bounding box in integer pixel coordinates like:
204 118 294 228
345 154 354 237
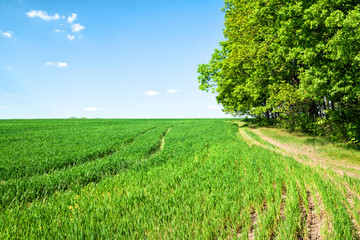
198 0 360 144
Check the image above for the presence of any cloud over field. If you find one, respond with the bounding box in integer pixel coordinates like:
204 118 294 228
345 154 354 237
26 10 61 20
46 62 68 67
67 35 75 40
26 10 84 40
166 89 180 94
144 91 159 96
0 30 13 38
67 13 77 24
84 107 100 111
71 23 84 32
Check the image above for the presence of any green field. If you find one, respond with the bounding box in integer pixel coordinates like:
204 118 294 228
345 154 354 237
1 119 360 239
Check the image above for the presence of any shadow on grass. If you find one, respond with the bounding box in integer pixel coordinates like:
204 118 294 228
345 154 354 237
304 137 328 146
241 118 274 129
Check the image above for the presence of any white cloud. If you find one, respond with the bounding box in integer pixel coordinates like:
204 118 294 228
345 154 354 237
67 13 77 24
208 105 219 109
144 91 159 96
67 34 75 40
51 104 57 107
0 106 7 109
57 62 68 67
0 30 13 38
71 23 84 32
46 62 68 67
26 10 60 21
84 107 100 111
167 89 180 94
27 10 84 41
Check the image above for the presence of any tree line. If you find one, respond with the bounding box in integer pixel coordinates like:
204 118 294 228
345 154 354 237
198 0 360 144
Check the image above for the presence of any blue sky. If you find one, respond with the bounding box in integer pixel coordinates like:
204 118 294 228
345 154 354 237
0 0 228 119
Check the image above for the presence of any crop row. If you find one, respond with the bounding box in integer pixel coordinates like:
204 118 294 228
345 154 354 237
0 125 171 209
0 119 179 181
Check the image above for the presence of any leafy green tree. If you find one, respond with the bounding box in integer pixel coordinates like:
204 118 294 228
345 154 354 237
199 0 360 144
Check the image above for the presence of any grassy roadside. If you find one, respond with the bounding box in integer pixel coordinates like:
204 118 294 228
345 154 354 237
260 127 360 164
239 120 360 177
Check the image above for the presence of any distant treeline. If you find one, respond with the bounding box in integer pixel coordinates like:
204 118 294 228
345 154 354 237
198 0 360 144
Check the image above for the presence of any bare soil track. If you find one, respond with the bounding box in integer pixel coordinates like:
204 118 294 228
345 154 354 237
306 189 322 240
235 122 360 178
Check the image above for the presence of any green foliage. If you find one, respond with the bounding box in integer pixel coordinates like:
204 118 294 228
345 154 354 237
198 0 360 144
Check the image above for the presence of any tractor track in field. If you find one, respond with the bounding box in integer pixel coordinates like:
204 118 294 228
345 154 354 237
235 121 360 239
74 127 157 162
148 127 171 157
299 194 308 239
297 187 322 240
280 186 287 222
248 209 257 240
160 127 171 151
324 173 360 239
305 189 322 240
0 126 172 209
133 126 172 168
62 127 157 168
1 127 157 183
